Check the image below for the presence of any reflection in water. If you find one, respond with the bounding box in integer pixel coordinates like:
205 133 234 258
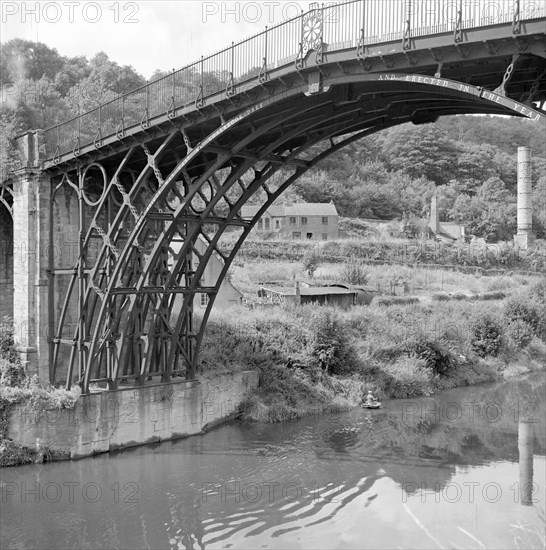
519 420 534 506
1 372 544 549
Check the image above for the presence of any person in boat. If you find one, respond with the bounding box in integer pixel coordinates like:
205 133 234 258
364 390 378 406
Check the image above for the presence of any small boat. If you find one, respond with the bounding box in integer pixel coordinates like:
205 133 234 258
362 401 381 409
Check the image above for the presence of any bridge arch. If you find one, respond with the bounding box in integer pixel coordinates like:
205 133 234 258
46 68 545 392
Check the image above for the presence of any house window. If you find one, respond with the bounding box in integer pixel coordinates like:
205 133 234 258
306 233 313 240
292 232 301 240
258 219 263 229
322 233 328 240
265 218 270 230
200 293 209 307
289 217 297 226
275 219 281 229
322 216 328 225
301 217 308 225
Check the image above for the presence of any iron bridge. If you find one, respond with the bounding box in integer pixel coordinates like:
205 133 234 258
5 0 546 393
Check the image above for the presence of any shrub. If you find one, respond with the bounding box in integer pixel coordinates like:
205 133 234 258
432 293 450 302
470 315 503 358
527 279 545 301
0 358 26 387
408 338 452 376
506 319 535 350
476 291 506 301
0 317 19 365
302 251 320 278
310 311 358 376
504 297 543 338
375 296 420 306
340 257 369 285
383 355 434 398
0 317 24 387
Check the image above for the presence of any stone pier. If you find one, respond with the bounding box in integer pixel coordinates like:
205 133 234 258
9 131 52 380
6 371 259 460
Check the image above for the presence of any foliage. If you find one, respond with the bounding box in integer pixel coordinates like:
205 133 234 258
533 176 546 238
381 125 459 185
0 109 22 183
383 356 434 398
506 319 535 350
432 293 451 301
310 311 358 376
475 291 506 301
374 296 420 306
240 364 365 423
0 358 25 387
338 217 378 238
302 250 320 278
339 257 369 285
0 317 21 370
470 315 504 358
450 177 517 241
504 296 543 337
199 286 546 423
408 338 453 376
223 238 546 273
0 39 145 132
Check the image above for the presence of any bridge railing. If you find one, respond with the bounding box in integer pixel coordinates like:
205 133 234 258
42 0 545 161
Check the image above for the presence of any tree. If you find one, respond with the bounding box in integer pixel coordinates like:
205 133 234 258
0 108 23 183
0 39 64 82
65 52 145 114
450 177 517 241
533 175 546 238
382 124 460 185
54 56 92 97
455 143 497 186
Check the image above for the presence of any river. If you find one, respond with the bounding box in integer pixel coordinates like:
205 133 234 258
1 372 544 549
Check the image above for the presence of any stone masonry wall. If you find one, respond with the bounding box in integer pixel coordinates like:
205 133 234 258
7 371 259 460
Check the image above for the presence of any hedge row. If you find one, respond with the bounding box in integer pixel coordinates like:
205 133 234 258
220 239 546 272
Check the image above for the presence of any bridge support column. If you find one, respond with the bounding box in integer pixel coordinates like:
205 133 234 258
12 131 51 382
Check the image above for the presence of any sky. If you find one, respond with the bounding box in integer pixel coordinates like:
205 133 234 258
1 0 317 79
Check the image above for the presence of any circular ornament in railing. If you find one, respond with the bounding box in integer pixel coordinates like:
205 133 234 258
302 10 323 53
81 163 108 207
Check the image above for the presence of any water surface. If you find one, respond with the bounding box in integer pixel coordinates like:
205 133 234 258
1 373 544 549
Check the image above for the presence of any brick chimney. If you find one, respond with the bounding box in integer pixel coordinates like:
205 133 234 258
429 196 440 233
514 147 535 249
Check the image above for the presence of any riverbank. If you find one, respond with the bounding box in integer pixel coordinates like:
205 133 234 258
198 279 546 422
1 279 544 464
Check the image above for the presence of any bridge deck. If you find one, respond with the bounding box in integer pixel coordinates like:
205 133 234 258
37 0 546 168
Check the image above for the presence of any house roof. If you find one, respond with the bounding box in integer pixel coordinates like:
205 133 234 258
284 203 338 216
261 286 356 296
241 202 337 219
329 284 379 293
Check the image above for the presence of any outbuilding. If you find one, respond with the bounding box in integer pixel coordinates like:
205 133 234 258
259 283 360 309
328 284 379 305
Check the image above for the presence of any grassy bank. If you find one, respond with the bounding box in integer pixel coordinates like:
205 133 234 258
1 279 544 463
231 256 542 300
0 319 79 467
198 279 546 422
